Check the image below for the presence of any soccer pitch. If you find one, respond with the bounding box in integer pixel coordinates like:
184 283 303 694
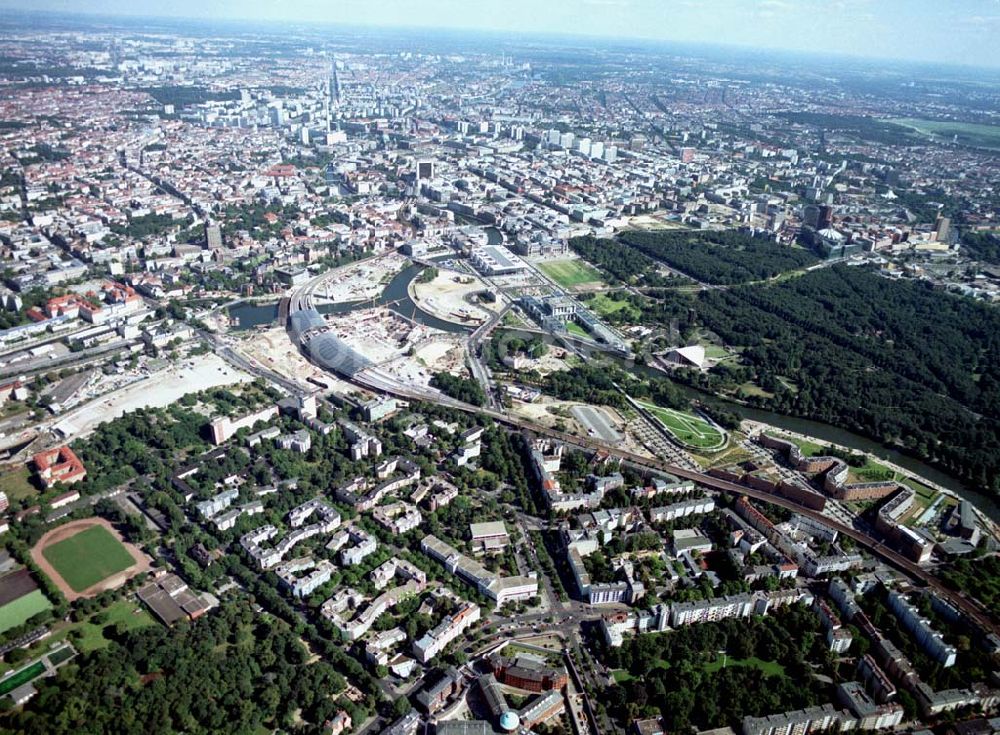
637 401 727 451
0 590 52 633
41 525 136 593
536 259 604 288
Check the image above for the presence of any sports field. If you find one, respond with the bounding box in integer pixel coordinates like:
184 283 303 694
0 660 44 697
41 525 137 593
0 590 52 633
536 259 604 288
637 401 727 451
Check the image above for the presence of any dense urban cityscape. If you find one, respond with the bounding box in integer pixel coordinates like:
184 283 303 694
0 6 998 735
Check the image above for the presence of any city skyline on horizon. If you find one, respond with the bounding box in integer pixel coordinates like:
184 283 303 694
4 0 1000 70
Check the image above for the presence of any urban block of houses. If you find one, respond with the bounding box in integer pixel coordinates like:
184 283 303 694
420 534 538 608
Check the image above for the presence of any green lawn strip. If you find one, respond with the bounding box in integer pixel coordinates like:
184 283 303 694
73 600 156 652
740 382 775 399
0 465 38 501
42 525 136 592
898 476 938 500
702 344 730 360
887 118 1000 149
0 590 52 633
588 293 641 321
846 459 894 484
703 655 786 677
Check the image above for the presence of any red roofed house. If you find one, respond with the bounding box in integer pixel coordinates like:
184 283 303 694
45 294 82 319
45 294 102 321
0 380 29 406
32 446 87 489
265 164 296 179
103 281 142 306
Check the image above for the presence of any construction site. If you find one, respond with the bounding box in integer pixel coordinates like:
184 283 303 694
409 269 506 327
322 307 469 388
310 253 409 305
51 353 252 441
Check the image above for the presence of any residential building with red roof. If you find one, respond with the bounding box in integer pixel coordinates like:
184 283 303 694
32 446 87 489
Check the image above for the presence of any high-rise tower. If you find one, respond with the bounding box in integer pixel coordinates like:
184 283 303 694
331 64 342 105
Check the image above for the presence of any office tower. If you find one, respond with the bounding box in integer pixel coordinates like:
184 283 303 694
802 204 821 229
818 205 834 230
417 160 436 179
331 65 342 104
934 215 951 242
205 222 222 249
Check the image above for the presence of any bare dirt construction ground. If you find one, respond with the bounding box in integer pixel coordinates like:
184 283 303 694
30 517 151 602
55 353 251 441
410 270 505 326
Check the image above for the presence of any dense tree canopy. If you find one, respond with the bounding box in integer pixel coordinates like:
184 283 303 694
543 363 688 412
618 229 819 285
3 601 349 735
600 607 832 731
961 231 1000 265
569 235 672 286
939 555 1000 617
680 265 1000 493
431 371 486 406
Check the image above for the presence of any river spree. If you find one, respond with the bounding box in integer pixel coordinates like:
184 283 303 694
229 257 471 336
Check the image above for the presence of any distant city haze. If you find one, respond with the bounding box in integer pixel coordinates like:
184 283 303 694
5 0 1000 69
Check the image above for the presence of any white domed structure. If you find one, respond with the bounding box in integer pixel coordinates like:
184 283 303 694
499 711 520 732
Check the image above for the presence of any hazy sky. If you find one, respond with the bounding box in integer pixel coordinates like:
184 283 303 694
8 0 1000 68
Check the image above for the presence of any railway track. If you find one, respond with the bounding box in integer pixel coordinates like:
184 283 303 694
350 373 1000 636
